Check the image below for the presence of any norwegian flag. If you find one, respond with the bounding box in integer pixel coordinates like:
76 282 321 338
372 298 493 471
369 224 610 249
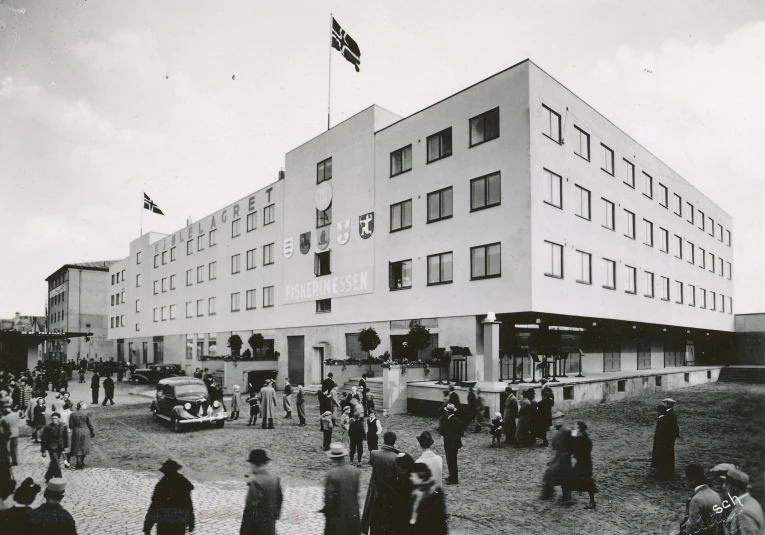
143 193 164 215
331 17 361 72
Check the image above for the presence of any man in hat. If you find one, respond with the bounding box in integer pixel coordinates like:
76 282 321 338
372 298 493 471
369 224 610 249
441 403 464 484
40 412 68 483
362 431 401 534
675 464 721 535
240 449 282 535
282 378 292 419
102 375 115 406
144 459 195 535
415 431 443 489
540 378 554 400
541 412 573 504
663 398 680 439
259 380 277 430
28 478 76 534
1 477 41 532
89 371 100 405
652 405 676 480
720 468 763 535
322 443 360 535
321 372 336 394
503 388 518 444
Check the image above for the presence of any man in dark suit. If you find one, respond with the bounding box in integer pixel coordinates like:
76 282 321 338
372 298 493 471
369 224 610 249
678 464 721 535
90 372 100 405
442 403 464 484
322 442 360 535
321 372 336 393
102 375 115 406
663 398 680 439
363 431 401 534
41 412 68 483
144 460 195 535
29 478 77 535
240 449 282 535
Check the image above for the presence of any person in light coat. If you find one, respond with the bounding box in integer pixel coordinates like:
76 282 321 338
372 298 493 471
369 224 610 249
721 468 763 535
282 379 292 419
229 385 242 421
259 381 277 430
415 431 443 489
321 443 360 535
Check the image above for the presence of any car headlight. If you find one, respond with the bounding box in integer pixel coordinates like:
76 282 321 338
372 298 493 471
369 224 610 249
212 401 220 408
184 403 191 410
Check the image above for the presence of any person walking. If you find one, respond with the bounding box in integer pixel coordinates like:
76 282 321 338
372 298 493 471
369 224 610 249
415 431 443 489
90 372 100 405
78 367 85 384
102 375 115 406
296 384 307 426
240 449 282 535
516 390 536 446
339 407 351 452
259 380 276 430
41 412 68 483
721 468 763 535
245 391 260 427
441 404 464 485
362 431 401 535
652 405 676 480
31 398 46 443
18 380 31 417
282 379 292 419
503 389 518 445
366 410 382 453
320 411 334 451
229 385 242 421
348 414 365 467
1 400 20 466
673 464 721 535
143 460 195 535
28 478 77 535
58 370 68 394
540 412 573 505
466 387 477 431
569 421 598 509
322 442 360 535
68 402 95 470
408 462 448 535
537 391 554 447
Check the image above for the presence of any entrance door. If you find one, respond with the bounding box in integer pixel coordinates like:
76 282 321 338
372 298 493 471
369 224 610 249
637 337 651 370
664 340 685 367
287 336 305 386
603 338 621 372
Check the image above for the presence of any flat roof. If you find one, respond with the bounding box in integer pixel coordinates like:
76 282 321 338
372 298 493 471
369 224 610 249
46 261 118 281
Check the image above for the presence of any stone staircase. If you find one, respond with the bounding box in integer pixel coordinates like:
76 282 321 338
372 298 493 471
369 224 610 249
339 377 384 401
717 367 765 385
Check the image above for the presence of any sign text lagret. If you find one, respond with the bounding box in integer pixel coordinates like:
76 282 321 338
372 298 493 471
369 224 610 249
284 270 372 304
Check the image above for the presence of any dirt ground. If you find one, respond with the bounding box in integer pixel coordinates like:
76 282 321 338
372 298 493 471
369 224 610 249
86 381 764 534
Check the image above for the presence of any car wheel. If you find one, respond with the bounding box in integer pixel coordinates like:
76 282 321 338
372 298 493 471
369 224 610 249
215 420 225 429
152 408 159 421
132 376 140 385
171 415 183 433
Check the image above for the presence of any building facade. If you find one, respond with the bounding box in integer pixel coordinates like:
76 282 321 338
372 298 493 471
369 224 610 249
45 262 116 362
108 60 735 387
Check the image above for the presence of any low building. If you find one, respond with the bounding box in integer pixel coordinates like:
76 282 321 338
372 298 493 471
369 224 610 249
0 313 48 370
735 313 765 365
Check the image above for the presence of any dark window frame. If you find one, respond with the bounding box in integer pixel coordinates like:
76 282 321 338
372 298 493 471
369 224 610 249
470 242 502 281
263 243 274 266
542 104 562 144
426 186 453 223
602 258 616 290
470 172 501 212
622 158 634 186
574 125 590 161
468 107 500 148
659 183 668 208
575 184 591 221
316 203 332 229
263 204 275 226
314 250 332 277
543 240 564 279
642 171 653 199
601 143 615 176
390 144 413 177
426 251 453 286
390 199 413 233
317 157 332 184
316 298 332 313
426 128 453 163
542 168 563 209
388 259 413 291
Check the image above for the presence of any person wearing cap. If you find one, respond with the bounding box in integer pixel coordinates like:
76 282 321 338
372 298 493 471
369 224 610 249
259 380 277 430
503 388 518 445
652 404 676 480
442 403 464 484
720 468 763 535
229 385 242 421
321 443 360 535
1 399 20 466
320 411 334 451
40 412 68 483
321 372 336 394
282 378 292 420
709 464 738 495
240 449 282 535
245 389 261 427
362 431 401 534
663 398 680 441
144 460 195 535
102 374 115 406
541 411 573 505
0 477 41 533
28 478 77 535
416 431 443 489
674 464 722 535
89 371 100 405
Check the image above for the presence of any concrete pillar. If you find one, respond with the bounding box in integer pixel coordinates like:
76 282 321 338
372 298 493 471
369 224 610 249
482 314 501 382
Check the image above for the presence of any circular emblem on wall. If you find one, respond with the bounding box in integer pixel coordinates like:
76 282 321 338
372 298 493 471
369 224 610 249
315 181 333 211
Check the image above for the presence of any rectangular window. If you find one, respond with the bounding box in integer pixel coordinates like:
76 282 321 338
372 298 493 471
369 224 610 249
154 254 159 268
469 107 500 147
136 324 140 332
166 274 174 290
231 254 241 274
111 274 115 285
197 299 204 316
661 229 670 253
186 240 193 255
247 211 257 232
708 217 714 237
721 294 725 313
208 229 216 247
161 278 168 292
246 289 256 310
470 172 501 211
208 261 216 280
603 259 616 289
661 277 670 301
689 285 696 307
643 219 654 247
601 144 615 175
246 248 256 270
427 252 453 285
197 235 204 251
231 218 241 237
699 248 706 269
316 204 332 228
543 241 564 279
642 172 653 198
161 251 167 265
153 280 159 295
169 304 177 320
390 199 413 232
170 247 176 261
196 265 204 283
698 210 705 231
263 286 274 307
136 274 142 287
675 281 684 304
687 203 694 224
427 187 453 223
471 243 501 280
230 292 240 312
575 185 591 220
542 169 563 208
718 257 724 277
644 271 655 298
542 105 561 143
315 251 331 276
427 128 453 163
120 290 125 303
136 251 142 264
709 252 715 273
602 198 615 230
316 298 332 313
700 288 706 309
687 242 695 265
659 184 668 208
264 204 275 225
136 299 141 312
317 157 332 184
673 194 682 217
263 243 274 265
575 250 591 284
717 223 723 242
389 259 413 290
710 291 716 311
728 296 733 314
574 126 590 160
727 262 732 280
110 294 114 306
674 235 683 259
625 265 637 294
208 297 216 315
726 230 731 247
153 308 159 322
390 145 413 177
186 301 193 318
624 210 635 239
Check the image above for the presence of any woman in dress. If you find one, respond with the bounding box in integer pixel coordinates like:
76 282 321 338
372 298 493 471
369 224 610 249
68 401 95 469
569 421 597 509
339 406 351 450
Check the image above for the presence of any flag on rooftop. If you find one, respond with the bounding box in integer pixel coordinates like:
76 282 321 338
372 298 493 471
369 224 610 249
331 17 361 72
143 192 164 215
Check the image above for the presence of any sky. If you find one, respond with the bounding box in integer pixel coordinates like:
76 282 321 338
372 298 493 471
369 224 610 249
1 0 764 318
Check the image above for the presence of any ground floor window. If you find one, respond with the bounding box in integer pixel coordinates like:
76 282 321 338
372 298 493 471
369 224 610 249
603 338 621 372
390 333 439 361
637 337 651 369
153 337 164 364
345 333 366 360
664 340 685 367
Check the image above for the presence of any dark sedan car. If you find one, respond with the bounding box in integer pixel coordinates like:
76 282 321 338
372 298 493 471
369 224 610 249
131 364 184 384
150 377 227 432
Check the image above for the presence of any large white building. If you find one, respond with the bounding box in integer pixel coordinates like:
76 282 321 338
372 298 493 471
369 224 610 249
108 60 734 387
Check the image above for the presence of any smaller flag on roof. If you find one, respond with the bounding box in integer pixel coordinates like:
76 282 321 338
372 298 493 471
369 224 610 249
143 193 164 215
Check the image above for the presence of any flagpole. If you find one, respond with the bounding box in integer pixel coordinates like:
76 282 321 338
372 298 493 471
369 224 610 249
327 13 332 131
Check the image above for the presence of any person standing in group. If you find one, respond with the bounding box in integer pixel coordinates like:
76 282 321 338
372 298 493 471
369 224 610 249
18 380 31 417
490 413 503 446
143 460 195 535
90 372 100 405
320 411 334 452
0 477 41 534
58 370 68 394
31 398 46 443
229 385 242 421
102 375 115 406
362 431 401 535
28 478 77 535
282 378 292 419
321 372 336 393
78 367 85 384
41 412 68 483
540 412 573 505
0 412 13 502
68 402 95 470
366 410 382 453
408 462 448 535
503 388 518 445
330 386 341 426
366 392 376 415
721 468 763 535
322 443 360 535
1 400 20 466
537 391 554 447
240 449 283 535
348 414 365 467
466 387 477 431
652 405 676 480
245 390 260 427
296 384 306 426
441 404 464 485
259 380 276 430
359 374 368 416
569 421 598 509
516 390 536 446
339 406 351 452
663 398 680 439
415 431 443 489
672 464 721 535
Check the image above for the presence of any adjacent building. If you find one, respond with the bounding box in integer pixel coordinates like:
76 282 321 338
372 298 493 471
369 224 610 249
0 313 48 369
108 60 735 387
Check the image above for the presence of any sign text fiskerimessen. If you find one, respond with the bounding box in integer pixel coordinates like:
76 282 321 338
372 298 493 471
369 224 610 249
283 270 372 304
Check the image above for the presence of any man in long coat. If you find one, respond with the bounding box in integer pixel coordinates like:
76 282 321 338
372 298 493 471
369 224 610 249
541 412 573 504
260 381 276 429
441 404 464 484
41 411 69 483
652 405 675 480
90 372 100 405
144 459 195 535
503 389 518 444
362 431 400 534
322 443 360 535
240 449 282 535
102 375 115 406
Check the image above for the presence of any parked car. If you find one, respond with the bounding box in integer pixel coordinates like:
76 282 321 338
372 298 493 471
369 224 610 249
131 364 184 384
150 377 226 432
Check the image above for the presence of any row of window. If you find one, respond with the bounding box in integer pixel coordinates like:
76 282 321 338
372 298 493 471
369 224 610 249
149 287 276 324
110 291 125 306
387 243 500 290
543 241 733 313
542 104 732 247
110 269 126 285
49 273 68 291
49 291 66 307
110 315 125 328
51 310 65 323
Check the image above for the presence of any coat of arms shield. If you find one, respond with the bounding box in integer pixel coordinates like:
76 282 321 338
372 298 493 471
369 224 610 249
336 219 351 245
283 237 294 259
300 232 311 254
359 212 374 239
318 227 330 250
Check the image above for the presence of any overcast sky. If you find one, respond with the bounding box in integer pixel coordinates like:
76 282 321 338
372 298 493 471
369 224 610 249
1 0 763 318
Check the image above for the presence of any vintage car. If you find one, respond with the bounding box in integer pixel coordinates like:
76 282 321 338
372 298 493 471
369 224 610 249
150 377 226 432
131 364 184 384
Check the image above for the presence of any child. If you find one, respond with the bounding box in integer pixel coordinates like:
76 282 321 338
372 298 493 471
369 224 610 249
366 392 376 414
229 385 242 421
348 414 365 467
491 412 503 446
366 410 382 452
245 391 260 426
320 410 334 451
78 368 86 384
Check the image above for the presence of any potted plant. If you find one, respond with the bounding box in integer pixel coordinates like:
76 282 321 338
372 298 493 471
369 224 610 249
248 333 265 358
358 327 381 376
227 334 243 357
405 321 431 361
